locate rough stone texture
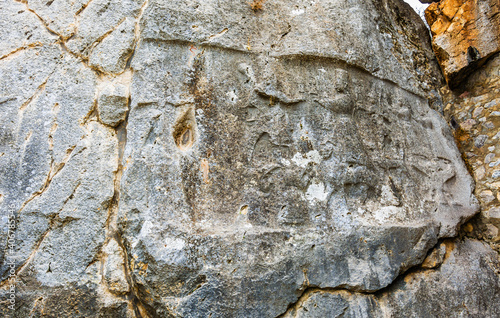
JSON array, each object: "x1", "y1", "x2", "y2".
[
  {"x1": 440, "y1": 52, "x2": 500, "y2": 253},
  {"x1": 0, "y1": 0, "x2": 498, "y2": 317},
  {"x1": 425, "y1": 0, "x2": 500, "y2": 88},
  {"x1": 282, "y1": 239, "x2": 500, "y2": 318},
  {"x1": 98, "y1": 73, "x2": 131, "y2": 127}
]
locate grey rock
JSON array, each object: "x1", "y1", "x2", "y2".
[
  {"x1": 98, "y1": 75, "x2": 131, "y2": 127},
  {"x1": 89, "y1": 17, "x2": 137, "y2": 74},
  {"x1": 0, "y1": 0, "x2": 58, "y2": 59},
  {"x1": 474, "y1": 135, "x2": 488, "y2": 148},
  {"x1": 0, "y1": 0, "x2": 494, "y2": 317},
  {"x1": 283, "y1": 239, "x2": 500, "y2": 318},
  {"x1": 26, "y1": 0, "x2": 89, "y2": 39},
  {"x1": 103, "y1": 238, "x2": 130, "y2": 295},
  {"x1": 66, "y1": 0, "x2": 144, "y2": 57},
  {"x1": 492, "y1": 170, "x2": 500, "y2": 179},
  {"x1": 485, "y1": 99, "x2": 499, "y2": 108}
]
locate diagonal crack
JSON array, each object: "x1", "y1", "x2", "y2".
[
  {"x1": 83, "y1": 17, "x2": 127, "y2": 57},
  {"x1": 0, "y1": 213, "x2": 81, "y2": 288},
  {"x1": 17, "y1": 145, "x2": 83, "y2": 215},
  {"x1": 75, "y1": 0, "x2": 94, "y2": 17},
  {"x1": 18, "y1": 74, "x2": 51, "y2": 113},
  {"x1": 24, "y1": 6, "x2": 66, "y2": 39},
  {"x1": 22, "y1": 2, "x2": 105, "y2": 76},
  {"x1": 0, "y1": 43, "x2": 45, "y2": 61}
]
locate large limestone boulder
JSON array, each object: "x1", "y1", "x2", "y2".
[{"x1": 0, "y1": 0, "x2": 496, "y2": 317}]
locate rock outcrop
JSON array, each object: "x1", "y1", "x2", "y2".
[
  {"x1": 425, "y1": 0, "x2": 500, "y2": 88},
  {"x1": 0, "y1": 0, "x2": 498, "y2": 317},
  {"x1": 282, "y1": 239, "x2": 500, "y2": 317},
  {"x1": 423, "y1": 0, "x2": 500, "y2": 249}
]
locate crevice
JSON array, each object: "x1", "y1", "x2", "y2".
[
  {"x1": 0, "y1": 226, "x2": 49, "y2": 289},
  {"x1": 24, "y1": 6, "x2": 66, "y2": 39},
  {"x1": 274, "y1": 236, "x2": 458, "y2": 318},
  {"x1": 80, "y1": 97, "x2": 99, "y2": 125},
  {"x1": 0, "y1": 210, "x2": 80, "y2": 288},
  {"x1": 97, "y1": 1, "x2": 156, "y2": 316},
  {"x1": 22, "y1": 2, "x2": 106, "y2": 78},
  {"x1": 0, "y1": 43, "x2": 45, "y2": 61},
  {"x1": 59, "y1": 40, "x2": 106, "y2": 76},
  {"x1": 83, "y1": 17, "x2": 127, "y2": 57},
  {"x1": 27, "y1": 296, "x2": 45, "y2": 317},
  {"x1": 17, "y1": 145, "x2": 80, "y2": 215},
  {"x1": 458, "y1": 212, "x2": 500, "y2": 254},
  {"x1": 205, "y1": 28, "x2": 229, "y2": 42},
  {"x1": 75, "y1": 0, "x2": 94, "y2": 17},
  {"x1": 143, "y1": 37, "x2": 258, "y2": 56},
  {"x1": 54, "y1": 181, "x2": 81, "y2": 215},
  {"x1": 18, "y1": 75, "x2": 50, "y2": 113}
]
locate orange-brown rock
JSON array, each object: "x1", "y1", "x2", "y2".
[{"x1": 425, "y1": 0, "x2": 500, "y2": 88}]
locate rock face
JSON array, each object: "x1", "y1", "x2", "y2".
[
  {"x1": 426, "y1": 0, "x2": 500, "y2": 252},
  {"x1": 0, "y1": 0, "x2": 498, "y2": 317},
  {"x1": 440, "y1": 48, "x2": 500, "y2": 253},
  {"x1": 425, "y1": 0, "x2": 500, "y2": 88},
  {"x1": 282, "y1": 238, "x2": 500, "y2": 317}
]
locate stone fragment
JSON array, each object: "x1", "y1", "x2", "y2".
[
  {"x1": 98, "y1": 80, "x2": 129, "y2": 127},
  {"x1": 102, "y1": 238, "x2": 130, "y2": 295},
  {"x1": 472, "y1": 106, "x2": 483, "y2": 118},
  {"x1": 485, "y1": 207, "x2": 500, "y2": 221},
  {"x1": 485, "y1": 99, "x2": 499, "y2": 108},
  {"x1": 475, "y1": 165, "x2": 486, "y2": 180},
  {"x1": 485, "y1": 224, "x2": 499, "y2": 239},
  {"x1": 479, "y1": 190, "x2": 495, "y2": 204},
  {"x1": 485, "y1": 153, "x2": 495, "y2": 164},
  {"x1": 490, "y1": 160, "x2": 500, "y2": 168},
  {"x1": 460, "y1": 118, "x2": 476, "y2": 131},
  {"x1": 421, "y1": 242, "x2": 446, "y2": 269},
  {"x1": 474, "y1": 135, "x2": 488, "y2": 148}
]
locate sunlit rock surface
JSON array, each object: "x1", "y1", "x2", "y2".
[{"x1": 425, "y1": 0, "x2": 500, "y2": 88}]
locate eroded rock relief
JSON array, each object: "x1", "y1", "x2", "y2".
[{"x1": 0, "y1": 0, "x2": 497, "y2": 317}]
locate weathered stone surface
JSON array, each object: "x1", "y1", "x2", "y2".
[
  {"x1": 0, "y1": 0, "x2": 57, "y2": 59},
  {"x1": 425, "y1": 0, "x2": 500, "y2": 88},
  {"x1": 281, "y1": 238, "x2": 500, "y2": 318},
  {"x1": 115, "y1": 0, "x2": 476, "y2": 316},
  {"x1": 88, "y1": 17, "x2": 137, "y2": 74},
  {"x1": 98, "y1": 73, "x2": 131, "y2": 127},
  {"x1": 0, "y1": 0, "x2": 496, "y2": 317},
  {"x1": 440, "y1": 52, "x2": 500, "y2": 252}
]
